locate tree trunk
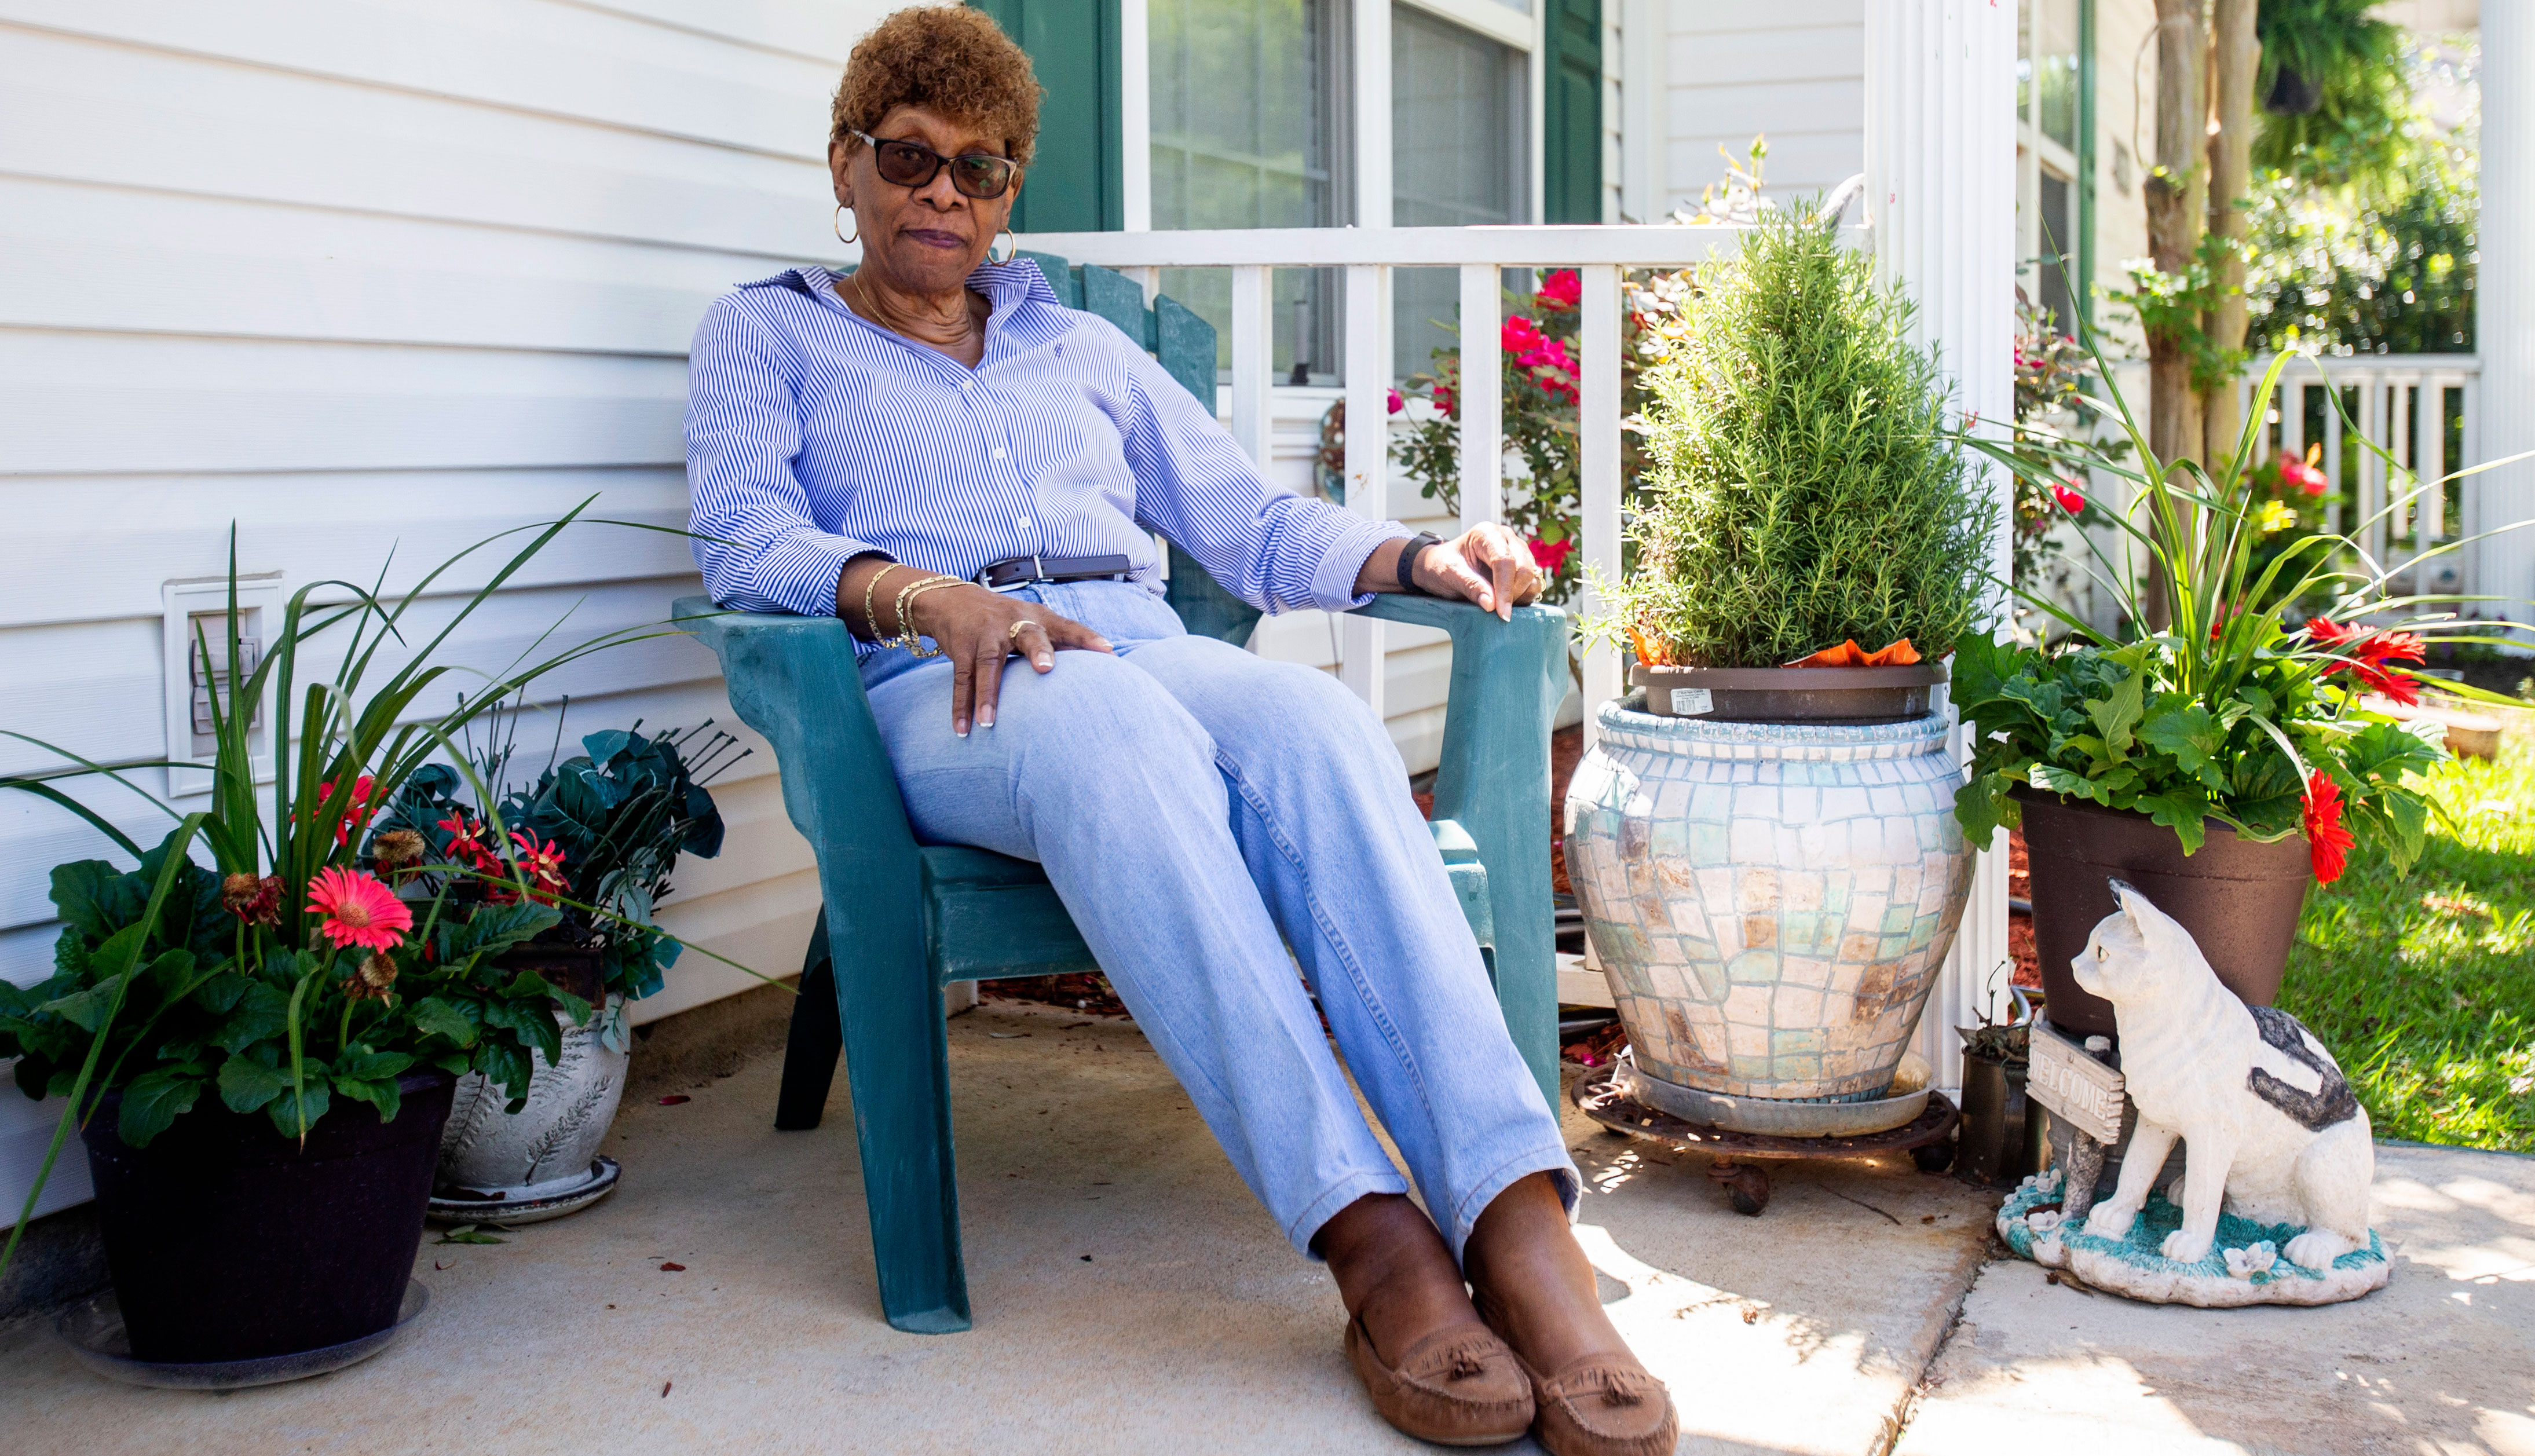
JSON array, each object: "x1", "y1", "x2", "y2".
[
  {"x1": 2204, "y1": 0, "x2": 2259, "y2": 470},
  {"x1": 2144, "y1": 0, "x2": 2208, "y2": 628}
]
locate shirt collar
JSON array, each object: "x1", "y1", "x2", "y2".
[{"x1": 742, "y1": 257, "x2": 1059, "y2": 314}]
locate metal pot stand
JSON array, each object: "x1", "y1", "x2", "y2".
[{"x1": 1572, "y1": 1053, "x2": 1959, "y2": 1215}]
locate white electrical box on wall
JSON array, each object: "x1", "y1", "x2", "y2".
[{"x1": 162, "y1": 574, "x2": 286, "y2": 797}]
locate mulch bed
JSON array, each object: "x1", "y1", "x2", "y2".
[
  {"x1": 978, "y1": 971, "x2": 1132, "y2": 1018},
  {"x1": 2007, "y1": 828, "x2": 2040, "y2": 988}
]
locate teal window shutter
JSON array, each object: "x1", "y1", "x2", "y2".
[
  {"x1": 970, "y1": 0, "x2": 1125, "y2": 232},
  {"x1": 1542, "y1": 0, "x2": 1601, "y2": 224}
]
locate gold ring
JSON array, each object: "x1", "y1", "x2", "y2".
[{"x1": 1007, "y1": 619, "x2": 1036, "y2": 643}]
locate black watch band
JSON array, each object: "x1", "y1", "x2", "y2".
[{"x1": 1396, "y1": 532, "x2": 1444, "y2": 595}]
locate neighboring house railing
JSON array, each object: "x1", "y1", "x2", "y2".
[
  {"x1": 2242, "y1": 353, "x2": 2485, "y2": 606},
  {"x1": 1014, "y1": 225, "x2": 1758, "y2": 738}
]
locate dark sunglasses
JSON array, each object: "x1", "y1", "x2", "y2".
[{"x1": 848, "y1": 130, "x2": 1018, "y2": 200}]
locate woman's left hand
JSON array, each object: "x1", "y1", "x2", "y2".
[{"x1": 1390, "y1": 524, "x2": 1545, "y2": 621}]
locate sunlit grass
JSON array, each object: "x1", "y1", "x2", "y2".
[{"x1": 2277, "y1": 718, "x2": 2535, "y2": 1153}]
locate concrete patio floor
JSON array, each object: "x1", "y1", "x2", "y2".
[{"x1": 2, "y1": 1000, "x2": 2529, "y2": 1455}]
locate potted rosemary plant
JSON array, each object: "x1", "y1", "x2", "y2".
[
  {"x1": 1564, "y1": 206, "x2": 1995, "y2": 1131},
  {"x1": 0, "y1": 515, "x2": 663, "y2": 1373}
]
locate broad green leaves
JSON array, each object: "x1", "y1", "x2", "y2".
[
  {"x1": 218, "y1": 1053, "x2": 288, "y2": 1115},
  {"x1": 117, "y1": 1068, "x2": 203, "y2": 1147},
  {"x1": 1951, "y1": 626, "x2": 2443, "y2": 872}
]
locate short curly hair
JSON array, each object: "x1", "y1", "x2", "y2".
[{"x1": 832, "y1": 6, "x2": 1042, "y2": 168}]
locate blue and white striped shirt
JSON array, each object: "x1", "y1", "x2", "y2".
[{"x1": 685, "y1": 259, "x2": 1407, "y2": 642}]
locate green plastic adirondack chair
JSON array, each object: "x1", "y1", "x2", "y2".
[{"x1": 675, "y1": 257, "x2": 1568, "y2": 1334}]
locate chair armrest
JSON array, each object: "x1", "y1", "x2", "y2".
[
  {"x1": 1348, "y1": 594, "x2": 1568, "y2": 1110},
  {"x1": 674, "y1": 595, "x2": 928, "y2": 976}
]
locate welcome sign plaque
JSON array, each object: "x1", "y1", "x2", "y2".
[{"x1": 2025, "y1": 1019, "x2": 2126, "y2": 1144}]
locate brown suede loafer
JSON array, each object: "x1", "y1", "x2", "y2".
[
  {"x1": 1344, "y1": 1314, "x2": 1535, "y2": 1446},
  {"x1": 1515, "y1": 1349, "x2": 1678, "y2": 1456}
]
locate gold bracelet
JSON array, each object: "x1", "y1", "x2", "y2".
[
  {"x1": 858, "y1": 562, "x2": 900, "y2": 642},
  {"x1": 898, "y1": 579, "x2": 964, "y2": 657},
  {"x1": 891, "y1": 576, "x2": 963, "y2": 657}
]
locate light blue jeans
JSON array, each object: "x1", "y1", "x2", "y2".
[{"x1": 861, "y1": 581, "x2": 1577, "y2": 1259}]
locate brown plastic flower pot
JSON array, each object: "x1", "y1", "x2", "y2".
[
  {"x1": 79, "y1": 1070, "x2": 455, "y2": 1364},
  {"x1": 2014, "y1": 789, "x2": 2313, "y2": 1038},
  {"x1": 496, "y1": 941, "x2": 607, "y2": 1005},
  {"x1": 1631, "y1": 663, "x2": 1945, "y2": 725}
]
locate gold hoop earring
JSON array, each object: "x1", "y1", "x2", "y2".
[
  {"x1": 834, "y1": 204, "x2": 858, "y2": 247},
  {"x1": 989, "y1": 226, "x2": 1017, "y2": 265}
]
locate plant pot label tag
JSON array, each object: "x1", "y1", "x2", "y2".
[{"x1": 1669, "y1": 687, "x2": 1714, "y2": 717}]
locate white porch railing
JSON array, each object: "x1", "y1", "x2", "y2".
[
  {"x1": 2241, "y1": 353, "x2": 2485, "y2": 602},
  {"x1": 1016, "y1": 225, "x2": 1762, "y2": 740}
]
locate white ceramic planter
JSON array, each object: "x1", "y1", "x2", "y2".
[
  {"x1": 1565, "y1": 695, "x2": 1973, "y2": 1103},
  {"x1": 436, "y1": 998, "x2": 630, "y2": 1200}
]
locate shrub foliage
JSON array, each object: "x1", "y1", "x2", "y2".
[{"x1": 1608, "y1": 208, "x2": 1996, "y2": 668}]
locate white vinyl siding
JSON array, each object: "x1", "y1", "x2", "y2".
[
  {"x1": 1663, "y1": 1, "x2": 1864, "y2": 210},
  {"x1": 0, "y1": 0, "x2": 905, "y2": 1226}
]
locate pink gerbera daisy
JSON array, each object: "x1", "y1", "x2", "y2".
[{"x1": 306, "y1": 866, "x2": 413, "y2": 952}]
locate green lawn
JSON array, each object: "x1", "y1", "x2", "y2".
[{"x1": 2277, "y1": 718, "x2": 2535, "y2": 1153}]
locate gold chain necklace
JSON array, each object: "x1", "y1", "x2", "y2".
[{"x1": 844, "y1": 268, "x2": 976, "y2": 354}]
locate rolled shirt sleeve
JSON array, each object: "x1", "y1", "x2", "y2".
[
  {"x1": 684, "y1": 297, "x2": 885, "y2": 617},
  {"x1": 1111, "y1": 338, "x2": 1410, "y2": 614}
]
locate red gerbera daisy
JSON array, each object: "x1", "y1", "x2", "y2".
[
  {"x1": 2302, "y1": 771, "x2": 2356, "y2": 886},
  {"x1": 306, "y1": 866, "x2": 414, "y2": 952},
  {"x1": 316, "y1": 774, "x2": 386, "y2": 847},
  {"x1": 509, "y1": 830, "x2": 570, "y2": 905},
  {"x1": 2306, "y1": 618, "x2": 2427, "y2": 706}
]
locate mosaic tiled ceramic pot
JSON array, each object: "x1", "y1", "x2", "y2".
[{"x1": 1565, "y1": 693, "x2": 1974, "y2": 1103}]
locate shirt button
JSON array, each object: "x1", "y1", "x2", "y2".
[
  {"x1": 960, "y1": 380, "x2": 975, "y2": 392},
  {"x1": 991, "y1": 447, "x2": 1007, "y2": 460},
  {"x1": 1017, "y1": 516, "x2": 1033, "y2": 532}
]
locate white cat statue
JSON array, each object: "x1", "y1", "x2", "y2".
[{"x1": 2017, "y1": 879, "x2": 2387, "y2": 1305}]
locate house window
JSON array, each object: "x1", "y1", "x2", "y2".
[
  {"x1": 1150, "y1": 0, "x2": 1342, "y2": 378},
  {"x1": 1148, "y1": 0, "x2": 1532, "y2": 383},
  {"x1": 2017, "y1": 0, "x2": 2082, "y2": 337},
  {"x1": 1392, "y1": 4, "x2": 1526, "y2": 376}
]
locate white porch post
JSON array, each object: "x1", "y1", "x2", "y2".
[
  {"x1": 1578, "y1": 266, "x2": 1625, "y2": 748},
  {"x1": 1866, "y1": 1, "x2": 2018, "y2": 1084},
  {"x1": 2482, "y1": 3, "x2": 2535, "y2": 641},
  {"x1": 1339, "y1": 0, "x2": 1394, "y2": 707}
]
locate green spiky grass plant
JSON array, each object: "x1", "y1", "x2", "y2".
[
  {"x1": 0, "y1": 506, "x2": 745, "y2": 1278},
  {"x1": 1593, "y1": 205, "x2": 1998, "y2": 667},
  {"x1": 1950, "y1": 346, "x2": 2534, "y2": 885}
]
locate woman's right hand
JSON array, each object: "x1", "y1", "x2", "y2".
[{"x1": 906, "y1": 581, "x2": 1113, "y2": 736}]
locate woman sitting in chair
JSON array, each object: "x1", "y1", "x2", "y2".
[{"x1": 686, "y1": 9, "x2": 1671, "y2": 1453}]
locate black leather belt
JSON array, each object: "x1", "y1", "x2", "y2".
[{"x1": 972, "y1": 554, "x2": 1134, "y2": 590}]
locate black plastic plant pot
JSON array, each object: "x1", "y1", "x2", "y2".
[
  {"x1": 1956, "y1": 1053, "x2": 2013, "y2": 1184},
  {"x1": 78, "y1": 1070, "x2": 456, "y2": 1364},
  {"x1": 1631, "y1": 663, "x2": 1945, "y2": 725}
]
